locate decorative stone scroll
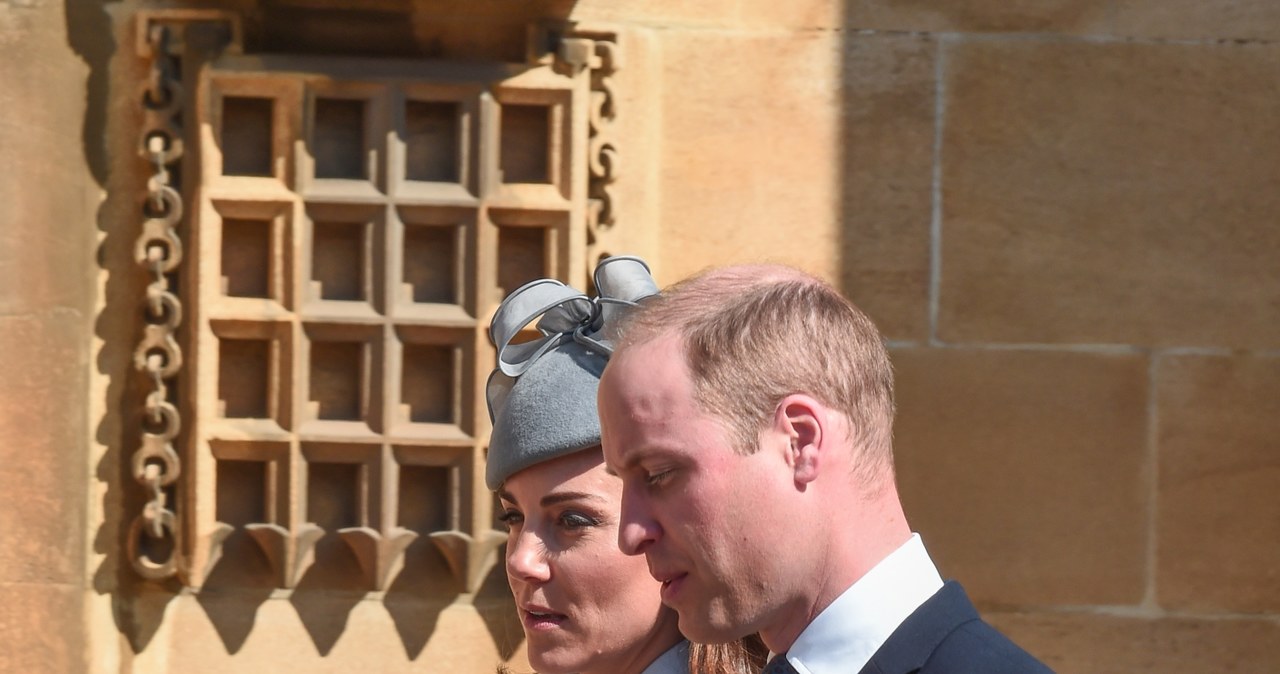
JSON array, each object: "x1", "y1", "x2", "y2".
[{"x1": 535, "y1": 22, "x2": 623, "y2": 287}]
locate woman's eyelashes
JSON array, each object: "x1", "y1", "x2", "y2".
[
  {"x1": 557, "y1": 511, "x2": 601, "y2": 531},
  {"x1": 497, "y1": 507, "x2": 523, "y2": 530},
  {"x1": 497, "y1": 505, "x2": 603, "y2": 534}
]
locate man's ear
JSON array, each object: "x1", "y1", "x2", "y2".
[{"x1": 775, "y1": 394, "x2": 824, "y2": 485}]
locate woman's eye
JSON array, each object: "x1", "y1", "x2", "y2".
[
  {"x1": 497, "y1": 509, "x2": 523, "y2": 530},
  {"x1": 558, "y1": 512, "x2": 599, "y2": 530}
]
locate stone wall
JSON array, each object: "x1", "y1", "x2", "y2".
[
  {"x1": 0, "y1": 1, "x2": 100, "y2": 672},
  {"x1": 0, "y1": 1, "x2": 1276, "y2": 672},
  {"x1": 634, "y1": 2, "x2": 1280, "y2": 673}
]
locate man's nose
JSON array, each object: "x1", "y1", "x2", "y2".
[{"x1": 617, "y1": 489, "x2": 661, "y2": 556}]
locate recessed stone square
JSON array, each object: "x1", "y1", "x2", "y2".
[
  {"x1": 219, "y1": 338, "x2": 271, "y2": 419},
  {"x1": 307, "y1": 461, "x2": 362, "y2": 529},
  {"x1": 402, "y1": 343, "x2": 455, "y2": 424},
  {"x1": 497, "y1": 226, "x2": 546, "y2": 298},
  {"x1": 309, "y1": 340, "x2": 365, "y2": 421},
  {"x1": 216, "y1": 459, "x2": 268, "y2": 525},
  {"x1": 312, "y1": 220, "x2": 369, "y2": 302},
  {"x1": 500, "y1": 104, "x2": 550, "y2": 184},
  {"x1": 222, "y1": 218, "x2": 273, "y2": 299},
  {"x1": 314, "y1": 98, "x2": 367, "y2": 180},
  {"x1": 221, "y1": 96, "x2": 273, "y2": 177},
  {"x1": 398, "y1": 464, "x2": 450, "y2": 532},
  {"x1": 405, "y1": 100, "x2": 460, "y2": 183},
  {"x1": 403, "y1": 224, "x2": 457, "y2": 304}
]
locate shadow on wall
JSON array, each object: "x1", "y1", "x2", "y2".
[{"x1": 67, "y1": 0, "x2": 177, "y2": 655}]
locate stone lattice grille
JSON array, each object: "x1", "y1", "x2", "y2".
[{"x1": 185, "y1": 54, "x2": 590, "y2": 591}]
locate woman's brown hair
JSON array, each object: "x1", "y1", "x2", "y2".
[
  {"x1": 497, "y1": 634, "x2": 768, "y2": 674},
  {"x1": 689, "y1": 635, "x2": 769, "y2": 674}
]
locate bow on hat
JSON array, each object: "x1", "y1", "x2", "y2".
[{"x1": 486, "y1": 255, "x2": 659, "y2": 422}]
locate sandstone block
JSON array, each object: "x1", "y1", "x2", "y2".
[
  {"x1": 839, "y1": 34, "x2": 936, "y2": 340},
  {"x1": 570, "y1": 0, "x2": 742, "y2": 27},
  {"x1": 657, "y1": 30, "x2": 844, "y2": 284},
  {"x1": 1156, "y1": 354, "x2": 1280, "y2": 612},
  {"x1": 736, "y1": 0, "x2": 844, "y2": 29},
  {"x1": 0, "y1": 313, "x2": 87, "y2": 585},
  {"x1": 847, "y1": 0, "x2": 1112, "y2": 34},
  {"x1": 0, "y1": 4, "x2": 97, "y2": 316},
  {"x1": 991, "y1": 611, "x2": 1280, "y2": 673},
  {"x1": 893, "y1": 348, "x2": 1148, "y2": 606},
  {"x1": 0, "y1": 582, "x2": 82, "y2": 674},
  {"x1": 1115, "y1": 1, "x2": 1280, "y2": 41},
  {"x1": 939, "y1": 40, "x2": 1280, "y2": 348}
]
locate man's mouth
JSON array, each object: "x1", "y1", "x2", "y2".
[{"x1": 654, "y1": 572, "x2": 688, "y2": 603}]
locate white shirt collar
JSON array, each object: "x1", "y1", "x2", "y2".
[
  {"x1": 640, "y1": 639, "x2": 689, "y2": 674},
  {"x1": 782, "y1": 533, "x2": 943, "y2": 674}
]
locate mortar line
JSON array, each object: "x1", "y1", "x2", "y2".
[
  {"x1": 888, "y1": 340, "x2": 1143, "y2": 354},
  {"x1": 1141, "y1": 351, "x2": 1162, "y2": 610},
  {"x1": 625, "y1": 21, "x2": 1280, "y2": 48},
  {"x1": 887, "y1": 342, "x2": 1280, "y2": 357},
  {"x1": 989, "y1": 602, "x2": 1280, "y2": 623},
  {"x1": 927, "y1": 35, "x2": 948, "y2": 347}
]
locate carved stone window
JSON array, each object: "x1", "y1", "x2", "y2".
[{"x1": 181, "y1": 45, "x2": 604, "y2": 592}]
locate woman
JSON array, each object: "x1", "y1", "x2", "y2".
[{"x1": 486, "y1": 257, "x2": 764, "y2": 674}]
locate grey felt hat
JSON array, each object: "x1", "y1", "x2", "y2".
[{"x1": 485, "y1": 256, "x2": 659, "y2": 490}]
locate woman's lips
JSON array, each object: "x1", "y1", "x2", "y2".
[{"x1": 521, "y1": 607, "x2": 568, "y2": 631}]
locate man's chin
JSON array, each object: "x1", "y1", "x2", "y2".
[{"x1": 675, "y1": 611, "x2": 744, "y2": 646}]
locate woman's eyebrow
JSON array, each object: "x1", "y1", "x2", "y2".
[{"x1": 540, "y1": 491, "x2": 606, "y2": 508}]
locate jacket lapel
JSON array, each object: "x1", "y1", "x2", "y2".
[{"x1": 857, "y1": 581, "x2": 979, "y2": 674}]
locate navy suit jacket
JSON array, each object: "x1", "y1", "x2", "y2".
[{"x1": 858, "y1": 581, "x2": 1053, "y2": 674}]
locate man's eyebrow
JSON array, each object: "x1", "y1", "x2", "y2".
[
  {"x1": 497, "y1": 489, "x2": 516, "y2": 504},
  {"x1": 604, "y1": 451, "x2": 647, "y2": 477}
]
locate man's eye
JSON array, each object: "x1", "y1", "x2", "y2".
[
  {"x1": 497, "y1": 509, "x2": 523, "y2": 530},
  {"x1": 646, "y1": 469, "x2": 672, "y2": 487}
]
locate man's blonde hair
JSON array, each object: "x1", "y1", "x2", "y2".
[{"x1": 614, "y1": 264, "x2": 896, "y2": 480}]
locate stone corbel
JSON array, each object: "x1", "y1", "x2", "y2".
[
  {"x1": 245, "y1": 522, "x2": 325, "y2": 589},
  {"x1": 338, "y1": 526, "x2": 419, "y2": 591},
  {"x1": 181, "y1": 522, "x2": 234, "y2": 587},
  {"x1": 428, "y1": 529, "x2": 508, "y2": 594}
]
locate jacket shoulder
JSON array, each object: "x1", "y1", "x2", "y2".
[{"x1": 920, "y1": 619, "x2": 1054, "y2": 673}]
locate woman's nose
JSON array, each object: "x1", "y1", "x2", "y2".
[{"x1": 506, "y1": 529, "x2": 551, "y2": 584}]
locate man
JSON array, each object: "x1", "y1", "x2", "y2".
[{"x1": 597, "y1": 264, "x2": 1051, "y2": 673}]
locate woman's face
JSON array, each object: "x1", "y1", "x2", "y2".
[{"x1": 498, "y1": 447, "x2": 681, "y2": 674}]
